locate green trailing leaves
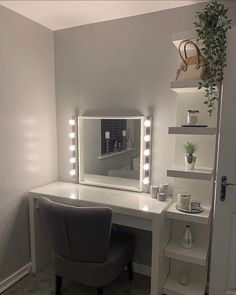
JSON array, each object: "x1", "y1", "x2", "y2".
[{"x1": 194, "y1": 0, "x2": 231, "y2": 116}]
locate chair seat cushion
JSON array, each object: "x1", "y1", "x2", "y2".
[{"x1": 53, "y1": 230, "x2": 134, "y2": 287}]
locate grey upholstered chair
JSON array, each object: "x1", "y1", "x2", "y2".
[{"x1": 38, "y1": 198, "x2": 134, "y2": 295}]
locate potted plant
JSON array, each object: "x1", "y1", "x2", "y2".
[{"x1": 184, "y1": 142, "x2": 198, "y2": 170}]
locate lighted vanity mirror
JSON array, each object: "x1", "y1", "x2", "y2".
[{"x1": 78, "y1": 116, "x2": 145, "y2": 192}]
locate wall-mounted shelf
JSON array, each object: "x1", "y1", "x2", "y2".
[
  {"x1": 98, "y1": 147, "x2": 135, "y2": 159},
  {"x1": 171, "y1": 80, "x2": 203, "y2": 93},
  {"x1": 167, "y1": 30, "x2": 213, "y2": 295},
  {"x1": 167, "y1": 166, "x2": 213, "y2": 181},
  {"x1": 165, "y1": 239, "x2": 208, "y2": 266},
  {"x1": 172, "y1": 31, "x2": 204, "y2": 51},
  {"x1": 163, "y1": 271, "x2": 206, "y2": 295},
  {"x1": 168, "y1": 127, "x2": 217, "y2": 135},
  {"x1": 166, "y1": 202, "x2": 211, "y2": 225}
]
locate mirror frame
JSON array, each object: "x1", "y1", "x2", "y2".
[{"x1": 68, "y1": 115, "x2": 152, "y2": 192}]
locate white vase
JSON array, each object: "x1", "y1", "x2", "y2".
[
  {"x1": 185, "y1": 155, "x2": 196, "y2": 170},
  {"x1": 180, "y1": 225, "x2": 195, "y2": 249}
]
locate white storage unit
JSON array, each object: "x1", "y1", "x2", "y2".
[{"x1": 163, "y1": 31, "x2": 219, "y2": 295}]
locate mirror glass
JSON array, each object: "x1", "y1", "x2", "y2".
[{"x1": 78, "y1": 117, "x2": 144, "y2": 191}]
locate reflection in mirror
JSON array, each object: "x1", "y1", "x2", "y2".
[{"x1": 79, "y1": 117, "x2": 144, "y2": 191}]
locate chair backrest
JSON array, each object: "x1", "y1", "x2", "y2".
[{"x1": 38, "y1": 197, "x2": 112, "y2": 263}]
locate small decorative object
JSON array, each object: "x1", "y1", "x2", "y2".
[
  {"x1": 194, "y1": 0, "x2": 231, "y2": 116},
  {"x1": 118, "y1": 141, "x2": 122, "y2": 152},
  {"x1": 187, "y1": 110, "x2": 199, "y2": 125},
  {"x1": 184, "y1": 142, "x2": 198, "y2": 170},
  {"x1": 151, "y1": 186, "x2": 159, "y2": 199},
  {"x1": 178, "y1": 270, "x2": 190, "y2": 286},
  {"x1": 158, "y1": 193, "x2": 167, "y2": 202},
  {"x1": 113, "y1": 140, "x2": 118, "y2": 152},
  {"x1": 105, "y1": 131, "x2": 110, "y2": 153},
  {"x1": 180, "y1": 225, "x2": 195, "y2": 249},
  {"x1": 122, "y1": 130, "x2": 127, "y2": 150},
  {"x1": 191, "y1": 200, "x2": 201, "y2": 211},
  {"x1": 177, "y1": 193, "x2": 191, "y2": 211},
  {"x1": 160, "y1": 183, "x2": 168, "y2": 195},
  {"x1": 175, "y1": 39, "x2": 205, "y2": 82}
]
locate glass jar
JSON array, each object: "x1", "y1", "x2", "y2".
[
  {"x1": 187, "y1": 110, "x2": 199, "y2": 125},
  {"x1": 177, "y1": 193, "x2": 191, "y2": 211}
]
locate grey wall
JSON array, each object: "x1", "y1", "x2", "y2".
[
  {"x1": 0, "y1": 5, "x2": 57, "y2": 283},
  {"x1": 1, "y1": 0, "x2": 235, "y2": 280},
  {"x1": 55, "y1": 1, "x2": 236, "y2": 186},
  {"x1": 54, "y1": 2, "x2": 206, "y2": 267},
  {"x1": 54, "y1": 1, "x2": 236, "y2": 267},
  {"x1": 55, "y1": 3, "x2": 205, "y2": 186}
]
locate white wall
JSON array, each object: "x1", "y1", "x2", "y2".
[
  {"x1": 0, "y1": 5, "x2": 57, "y2": 283},
  {"x1": 54, "y1": 2, "x2": 207, "y2": 267},
  {"x1": 54, "y1": 2, "x2": 208, "y2": 186}
]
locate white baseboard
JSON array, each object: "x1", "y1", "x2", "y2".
[
  {"x1": 133, "y1": 262, "x2": 151, "y2": 277},
  {"x1": 0, "y1": 263, "x2": 31, "y2": 294}
]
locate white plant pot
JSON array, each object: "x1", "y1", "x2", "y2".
[{"x1": 185, "y1": 155, "x2": 196, "y2": 170}]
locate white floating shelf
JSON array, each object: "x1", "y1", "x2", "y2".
[
  {"x1": 167, "y1": 166, "x2": 213, "y2": 181},
  {"x1": 163, "y1": 271, "x2": 206, "y2": 295},
  {"x1": 168, "y1": 127, "x2": 217, "y2": 135},
  {"x1": 98, "y1": 147, "x2": 135, "y2": 160},
  {"x1": 171, "y1": 80, "x2": 204, "y2": 93},
  {"x1": 166, "y1": 202, "x2": 211, "y2": 225},
  {"x1": 165, "y1": 239, "x2": 208, "y2": 266},
  {"x1": 172, "y1": 31, "x2": 204, "y2": 50}
]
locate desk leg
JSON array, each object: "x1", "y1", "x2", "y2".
[
  {"x1": 151, "y1": 219, "x2": 160, "y2": 295},
  {"x1": 29, "y1": 197, "x2": 51, "y2": 273},
  {"x1": 29, "y1": 197, "x2": 36, "y2": 272}
]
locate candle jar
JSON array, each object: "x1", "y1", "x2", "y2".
[
  {"x1": 158, "y1": 193, "x2": 167, "y2": 202},
  {"x1": 105, "y1": 131, "x2": 110, "y2": 153},
  {"x1": 150, "y1": 186, "x2": 159, "y2": 199},
  {"x1": 177, "y1": 193, "x2": 191, "y2": 211},
  {"x1": 187, "y1": 110, "x2": 199, "y2": 125}
]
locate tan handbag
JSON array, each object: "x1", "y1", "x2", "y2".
[{"x1": 176, "y1": 40, "x2": 205, "y2": 81}]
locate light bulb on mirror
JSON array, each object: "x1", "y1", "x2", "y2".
[
  {"x1": 143, "y1": 177, "x2": 150, "y2": 185},
  {"x1": 144, "y1": 120, "x2": 151, "y2": 127},
  {"x1": 69, "y1": 145, "x2": 76, "y2": 151},
  {"x1": 70, "y1": 169, "x2": 76, "y2": 176},
  {"x1": 144, "y1": 149, "x2": 150, "y2": 156},
  {"x1": 144, "y1": 135, "x2": 150, "y2": 142},
  {"x1": 70, "y1": 157, "x2": 76, "y2": 164},
  {"x1": 69, "y1": 132, "x2": 76, "y2": 139},
  {"x1": 69, "y1": 119, "x2": 75, "y2": 126},
  {"x1": 143, "y1": 163, "x2": 150, "y2": 171}
]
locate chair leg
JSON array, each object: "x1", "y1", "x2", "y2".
[
  {"x1": 55, "y1": 275, "x2": 63, "y2": 295},
  {"x1": 127, "y1": 261, "x2": 133, "y2": 281},
  {"x1": 97, "y1": 287, "x2": 103, "y2": 295}
]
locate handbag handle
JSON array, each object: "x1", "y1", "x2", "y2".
[{"x1": 178, "y1": 39, "x2": 202, "y2": 71}]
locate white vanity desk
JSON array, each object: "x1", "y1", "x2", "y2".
[{"x1": 29, "y1": 181, "x2": 171, "y2": 295}]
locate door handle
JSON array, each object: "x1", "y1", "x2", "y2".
[{"x1": 221, "y1": 175, "x2": 236, "y2": 201}]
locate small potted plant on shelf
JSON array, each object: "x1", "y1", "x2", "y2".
[{"x1": 184, "y1": 142, "x2": 198, "y2": 170}]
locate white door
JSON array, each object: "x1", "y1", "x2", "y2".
[{"x1": 210, "y1": 27, "x2": 236, "y2": 295}]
